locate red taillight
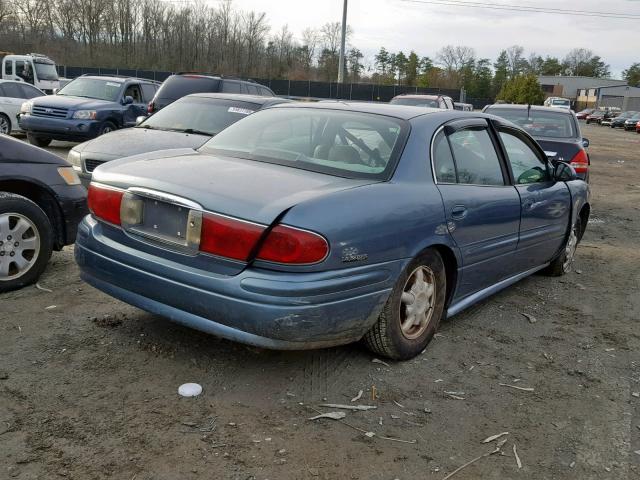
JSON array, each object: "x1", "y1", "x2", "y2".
[
  {"x1": 199, "y1": 213, "x2": 265, "y2": 261},
  {"x1": 570, "y1": 149, "x2": 589, "y2": 174},
  {"x1": 257, "y1": 225, "x2": 329, "y2": 264},
  {"x1": 147, "y1": 102, "x2": 155, "y2": 114},
  {"x1": 88, "y1": 183, "x2": 123, "y2": 225}
]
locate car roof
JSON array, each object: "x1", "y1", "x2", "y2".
[
  {"x1": 78, "y1": 75, "x2": 158, "y2": 84},
  {"x1": 485, "y1": 104, "x2": 574, "y2": 114},
  {"x1": 270, "y1": 101, "x2": 466, "y2": 120},
  {"x1": 393, "y1": 94, "x2": 443, "y2": 100},
  {"x1": 185, "y1": 92, "x2": 288, "y2": 105}
]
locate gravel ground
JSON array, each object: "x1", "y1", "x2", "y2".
[{"x1": 1, "y1": 124, "x2": 640, "y2": 480}]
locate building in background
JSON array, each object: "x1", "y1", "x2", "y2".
[
  {"x1": 537, "y1": 76, "x2": 626, "y2": 106},
  {"x1": 576, "y1": 85, "x2": 640, "y2": 111}
]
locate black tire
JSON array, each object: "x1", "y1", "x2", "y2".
[
  {"x1": 0, "y1": 193, "x2": 54, "y2": 293},
  {"x1": 26, "y1": 133, "x2": 52, "y2": 148},
  {"x1": 98, "y1": 121, "x2": 116, "y2": 136},
  {"x1": 544, "y1": 217, "x2": 582, "y2": 277},
  {"x1": 0, "y1": 113, "x2": 11, "y2": 134},
  {"x1": 364, "y1": 249, "x2": 447, "y2": 360}
]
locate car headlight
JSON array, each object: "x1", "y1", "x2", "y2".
[
  {"x1": 20, "y1": 101, "x2": 33, "y2": 114},
  {"x1": 73, "y1": 110, "x2": 97, "y2": 120},
  {"x1": 57, "y1": 167, "x2": 81, "y2": 186},
  {"x1": 67, "y1": 149, "x2": 82, "y2": 170}
]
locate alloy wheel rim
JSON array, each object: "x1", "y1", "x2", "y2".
[
  {"x1": 0, "y1": 117, "x2": 9, "y2": 134},
  {"x1": 399, "y1": 266, "x2": 436, "y2": 340},
  {"x1": 0, "y1": 213, "x2": 40, "y2": 281},
  {"x1": 563, "y1": 226, "x2": 578, "y2": 272}
]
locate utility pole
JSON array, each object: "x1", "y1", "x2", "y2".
[{"x1": 337, "y1": 0, "x2": 348, "y2": 83}]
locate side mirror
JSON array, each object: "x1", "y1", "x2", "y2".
[
  {"x1": 582, "y1": 137, "x2": 590, "y2": 148},
  {"x1": 135, "y1": 116, "x2": 146, "y2": 126},
  {"x1": 123, "y1": 96, "x2": 134, "y2": 105},
  {"x1": 553, "y1": 161, "x2": 578, "y2": 182},
  {"x1": 52, "y1": 88, "x2": 59, "y2": 95}
]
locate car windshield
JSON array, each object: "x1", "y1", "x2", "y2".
[
  {"x1": 488, "y1": 108, "x2": 576, "y2": 138},
  {"x1": 139, "y1": 97, "x2": 259, "y2": 136},
  {"x1": 551, "y1": 99, "x2": 570, "y2": 106},
  {"x1": 390, "y1": 97, "x2": 439, "y2": 108},
  {"x1": 34, "y1": 61, "x2": 58, "y2": 81},
  {"x1": 619, "y1": 111, "x2": 636, "y2": 118},
  {"x1": 199, "y1": 108, "x2": 408, "y2": 180},
  {"x1": 57, "y1": 78, "x2": 122, "y2": 102}
]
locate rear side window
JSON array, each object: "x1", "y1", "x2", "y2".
[
  {"x1": 246, "y1": 84, "x2": 259, "y2": 95},
  {"x1": 0, "y1": 85, "x2": 5, "y2": 97},
  {"x1": 259, "y1": 86, "x2": 273, "y2": 97},
  {"x1": 432, "y1": 131, "x2": 457, "y2": 183},
  {"x1": 19, "y1": 84, "x2": 42, "y2": 99},
  {"x1": 155, "y1": 75, "x2": 220, "y2": 101},
  {"x1": 445, "y1": 128, "x2": 505, "y2": 186},
  {"x1": 1, "y1": 82, "x2": 22, "y2": 98},
  {"x1": 221, "y1": 81, "x2": 241, "y2": 93}
]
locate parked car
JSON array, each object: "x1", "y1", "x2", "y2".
[
  {"x1": 0, "y1": 134, "x2": 87, "y2": 292},
  {"x1": 148, "y1": 73, "x2": 275, "y2": 114},
  {"x1": 0, "y1": 79, "x2": 44, "y2": 134},
  {"x1": 453, "y1": 102, "x2": 473, "y2": 111},
  {"x1": 483, "y1": 104, "x2": 590, "y2": 181},
  {"x1": 600, "y1": 112, "x2": 618, "y2": 127},
  {"x1": 610, "y1": 111, "x2": 637, "y2": 128},
  {"x1": 74, "y1": 103, "x2": 589, "y2": 360},
  {"x1": 390, "y1": 94, "x2": 454, "y2": 109},
  {"x1": 575, "y1": 108, "x2": 594, "y2": 120},
  {"x1": 543, "y1": 97, "x2": 571, "y2": 110},
  {"x1": 624, "y1": 113, "x2": 640, "y2": 131},
  {"x1": 17, "y1": 75, "x2": 160, "y2": 147},
  {"x1": 67, "y1": 93, "x2": 291, "y2": 184},
  {"x1": 585, "y1": 111, "x2": 606, "y2": 124}
]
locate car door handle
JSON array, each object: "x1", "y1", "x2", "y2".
[{"x1": 451, "y1": 205, "x2": 468, "y2": 220}]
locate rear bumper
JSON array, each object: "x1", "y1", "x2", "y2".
[
  {"x1": 75, "y1": 216, "x2": 403, "y2": 349},
  {"x1": 18, "y1": 114, "x2": 103, "y2": 141}
]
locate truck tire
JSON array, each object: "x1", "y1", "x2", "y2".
[
  {"x1": 0, "y1": 193, "x2": 54, "y2": 292},
  {"x1": 26, "y1": 133, "x2": 52, "y2": 148}
]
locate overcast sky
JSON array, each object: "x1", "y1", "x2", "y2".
[{"x1": 214, "y1": 0, "x2": 638, "y2": 77}]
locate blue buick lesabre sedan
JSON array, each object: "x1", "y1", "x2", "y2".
[{"x1": 74, "y1": 103, "x2": 590, "y2": 360}]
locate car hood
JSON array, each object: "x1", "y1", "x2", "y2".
[
  {"x1": 75, "y1": 128, "x2": 210, "y2": 161},
  {"x1": 32, "y1": 95, "x2": 115, "y2": 110},
  {"x1": 0, "y1": 134, "x2": 68, "y2": 165},
  {"x1": 92, "y1": 150, "x2": 374, "y2": 225}
]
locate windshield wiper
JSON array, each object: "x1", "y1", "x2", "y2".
[{"x1": 165, "y1": 127, "x2": 213, "y2": 136}]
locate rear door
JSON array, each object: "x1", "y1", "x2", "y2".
[
  {"x1": 494, "y1": 125, "x2": 571, "y2": 268},
  {"x1": 432, "y1": 118, "x2": 522, "y2": 298}
]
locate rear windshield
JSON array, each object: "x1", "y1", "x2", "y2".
[
  {"x1": 155, "y1": 75, "x2": 220, "y2": 100},
  {"x1": 391, "y1": 97, "x2": 439, "y2": 108},
  {"x1": 487, "y1": 108, "x2": 577, "y2": 139},
  {"x1": 57, "y1": 78, "x2": 121, "y2": 102},
  {"x1": 199, "y1": 108, "x2": 409, "y2": 180},
  {"x1": 139, "y1": 97, "x2": 259, "y2": 136},
  {"x1": 551, "y1": 99, "x2": 570, "y2": 106}
]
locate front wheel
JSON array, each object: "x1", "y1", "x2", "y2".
[
  {"x1": 26, "y1": 133, "x2": 52, "y2": 148},
  {"x1": 364, "y1": 250, "x2": 447, "y2": 360},
  {"x1": 98, "y1": 121, "x2": 116, "y2": 136},
  {"x1": 0, "y1": 193, "x2": 54, "y2": 292},
  {"x1": 544, "y1": 218, "x2": 582, "y2": 277}
]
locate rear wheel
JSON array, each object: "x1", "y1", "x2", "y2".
[
  {"x1": 26, "y1": 133, "x2": 52, "y2": 148},
  {"x1": 0, "y1": 113, "x2": 11, "y2": 134},
  {"x1": 544, "y1": 218, "x2": 582, "y2": 277},
  {"x1": 0, "y1": 193, "x2": 54, "y2": 292},
  {"x1": 364, "y1": 250, "x2": 447, "y2": 360}
]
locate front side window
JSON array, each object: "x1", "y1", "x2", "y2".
[
  {"x1": 4, "y1": 61, "x2": 11, "y2": 76},
  {"x1": 498, "y1": 130, "x2": 550, "y2": 184},
  {"x1": 1, "y1": 82, "x2": 22, "y2": 99},
  {"x1": 57, "y1": 78, "x2": 122, "y2": 102},
  {"x1": 200, "y1": 108, "x2": 408, "y2": 180},
  {"x1": 448, "y1": 128, "x2": 504, "y2": 186},
  {"x1": 124, "y1": 84, "x2": 143, "y2": 103}
]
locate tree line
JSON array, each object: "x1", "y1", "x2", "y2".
[{"x1": 1, "y1": 0, "x2": 637, "y2": 99}]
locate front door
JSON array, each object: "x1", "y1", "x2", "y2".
[
  {"x1": 432, "y1": 120, "x2": 522, "y2": 299},
  {"x1": 122, "y1": 83, "x2": 147, "y2": 127},
  {"x1": 495, "y1": 126, "x2": 571, "y2": 268}
]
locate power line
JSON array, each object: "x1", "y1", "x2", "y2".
[{"x1": 399, "y1": 0, "x2": 640, "y2": 20}]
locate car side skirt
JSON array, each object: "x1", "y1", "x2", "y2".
[{"x1": 447, "y1": 263, "x2": 550, "y2": 318}]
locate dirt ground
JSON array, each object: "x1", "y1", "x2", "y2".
[{"x1": 1, "y1": 124, "x2": 640, "y2": 480}]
